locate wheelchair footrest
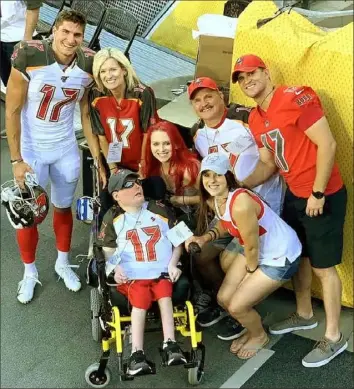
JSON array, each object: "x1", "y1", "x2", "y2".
[
  {"x1": 159, "y1": 347, "x2": 188, "y2": 367},
  {"x1": 122, "y1": 360, "x2": 156, "y2": 380}
]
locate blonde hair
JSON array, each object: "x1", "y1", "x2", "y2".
[{"x1": 92, "y1": 48, "x2": 140, "y2": 93}]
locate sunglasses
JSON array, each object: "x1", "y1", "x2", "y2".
[{"x1": 122, "y1": 179, "x2": 142, "y2": 189}]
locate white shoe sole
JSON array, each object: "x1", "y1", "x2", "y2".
[
  {"x1": 269, "y1": 322, "x2": 318, "y2": 335},
  {"x1": 302, "y1": 341, "x2": 348, "y2": 367},
  {"x1": 17, "y1": 296, "x2": 33, "y2": 304},
  {"x1": 217, "y1": 327, "x2": 248, "y2": 341},
  {"x1": 55, "y1": 269, "x2": 81, "y2": 292}
]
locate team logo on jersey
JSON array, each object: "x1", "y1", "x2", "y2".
[
  {"x1": 61, "y1": 76, "x2": 69, "y2": 83},
  {"x1": 134, "y1": 83, "x2": 146, "y2": 93},
  {"x1": 284, "y1": 86, "x2": 298, "y2": 93},
  {"x1": 265, "y1": 120, "x2": 270, "y2": 127},
  {"x1": 27, "y1": 41, "x2": 45, "y2": 51}
]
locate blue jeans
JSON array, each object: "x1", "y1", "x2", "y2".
[{"x1": 259, "y1": 256, "x2": 301, "y2": 281}]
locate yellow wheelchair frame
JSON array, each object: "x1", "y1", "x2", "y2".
[{"x1": 84, "y1": 247, "x2": 206, "y2": 388}]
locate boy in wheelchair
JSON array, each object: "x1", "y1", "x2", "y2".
[{"x1": 98, "y1": 169, "x2": 187, "y2": 376}]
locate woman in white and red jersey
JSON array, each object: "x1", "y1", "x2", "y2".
[{"x1": 186, "y1": 152, "x2": 301, "y2": 360}]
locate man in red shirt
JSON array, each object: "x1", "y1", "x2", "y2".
[{"x1": 232, "y1": 54, "x2": 348, "y2": 367}]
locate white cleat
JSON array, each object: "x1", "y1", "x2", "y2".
[
  {"x1": 17, "y1": 275, "x2": 42, "y2": 304},
  {"x1": 55, "y1": 263, "x2": 81, "y2": 292}
]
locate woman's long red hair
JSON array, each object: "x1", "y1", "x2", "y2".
[{"x1": 143, "y1": 121, "x2": 200, "y2": 195}]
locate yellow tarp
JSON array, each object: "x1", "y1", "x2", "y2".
[
  {"x1": 149, "y1": 0, "x2": 226, "y2": 59},
  {"x1": 230, "y1": 1, "x2": 353, "y2": 307}
]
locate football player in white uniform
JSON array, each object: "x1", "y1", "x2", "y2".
[
  {"x1": 99, "y1": 169, "x2": 186, "y2": 374},
  {"x1": 5, "y1": 10, "x2": 104, "y2": 304}
]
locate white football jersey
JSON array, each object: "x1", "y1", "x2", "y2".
[
  {"x1": 11, "y1": 39, "x2": 94, "y2": 151},
  {"x1": 100, "y1": 201, "x2": 176, "y2": 280},
  {"x1": 217, "y1": 189, "x2": 302, "y2": 266},
  {"x1": 193, "y1": 105, "x2": 284, "y2": 215}
]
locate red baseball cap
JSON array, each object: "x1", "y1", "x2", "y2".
[
  {"x1": 188, "y1": 77, "x2": 219, "y2": 99},
  {"x1": 232, "y1": 54, "x2": 267, "y2": 83}
]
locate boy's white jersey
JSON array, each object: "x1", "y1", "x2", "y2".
[
  {"x1": 100, "y1": 201, "x2": 176, "y2": 280},
  {"x1": 192, "y1": 104, "x2": 284, "y2": 215},
  {"x1": 218, "y1": 189, "x2": 302, "y2": 267},
  {"x1": 11, "y1": 39, "x2": 94, "y2": 151}
]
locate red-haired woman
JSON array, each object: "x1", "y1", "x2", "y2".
[{"x1": 143, "y1": 121, "x2": 200, "y2": 224}]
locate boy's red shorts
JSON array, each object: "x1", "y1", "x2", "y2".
[{"x1": 117, "y1": 279, "x2": 173, "y2": 310}]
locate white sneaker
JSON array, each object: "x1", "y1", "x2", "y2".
[
  {"x1": 55, "y1": 263, "x2": 81, "y2": 292},
  {"x1": 17, "y1": 275, "x2": 42, "y2": 304}
]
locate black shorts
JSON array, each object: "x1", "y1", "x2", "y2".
[{"x1": 282, "y1": 186, "x2": 347, "y2": 269}]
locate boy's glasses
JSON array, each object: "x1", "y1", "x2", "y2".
[{"x1": 122, "y1": 179, "x2": 142, "y2": 189}]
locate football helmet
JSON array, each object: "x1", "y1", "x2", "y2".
[{"x1": 1, "y1": 173, "x2": 49, "y2": 229}]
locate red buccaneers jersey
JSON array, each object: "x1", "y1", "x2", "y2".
[
  {"x1": 89, "y1": 84, "x2": 158, "y2": 171},
  {"x1": 249, "y1": 86, "x2": 343, "y2": 198}
]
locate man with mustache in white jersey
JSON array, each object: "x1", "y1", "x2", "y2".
[{"x1": 188, "y1": 77, "x2": 283, "y2": 341}]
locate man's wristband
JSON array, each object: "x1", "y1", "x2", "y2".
[
  {"x1": 312, "y1": 190, "x2": 325, "y2": 200},
  {"x1": 11, "y1": 158, "x2": 23, "y2": 165}
]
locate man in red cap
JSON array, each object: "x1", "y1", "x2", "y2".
[
  {"x1": 233, "y1": 54, "x2": 348, "y2": 367},
  {"x1": 187, "y1": 76, "x2": 283, "y2": 342}
]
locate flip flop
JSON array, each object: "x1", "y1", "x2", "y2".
[
  {"x1": 230, "y1": 334, "x2": 249, "y2": 354},
  {"x1": 236, "y1": 336, "x2": 270, "y2": 360}
]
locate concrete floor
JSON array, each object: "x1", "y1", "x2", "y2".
[{"x1": 0, "y1": 100, "x2": 353, "y2": 388}]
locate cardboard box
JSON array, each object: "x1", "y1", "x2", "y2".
[{"x1": 194, "y1": 35, "x2": 234, "y2": 89}]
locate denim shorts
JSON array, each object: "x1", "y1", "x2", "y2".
[{"x1": 259, "y1": 256, "x2": 301, "y2": 281}]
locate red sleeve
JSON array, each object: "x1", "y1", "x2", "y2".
[
  {"x1": 291, "y1": 87, "x2": 325, "y2": 131},
  {"x1": 296, "y1": 104, "x2": 324, "y2": 132}
]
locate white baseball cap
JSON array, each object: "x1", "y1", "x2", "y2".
[{"x1": 200, "y1": 153, "x2": 232, "y2": 175}]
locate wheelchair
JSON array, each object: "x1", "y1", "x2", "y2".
[{"x1": 76, "y1": 161, "x2": 205, "y2": 387}]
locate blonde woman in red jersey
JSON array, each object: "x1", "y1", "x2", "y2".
[
  {"x1": 232, "y1": 54, "x2": 348, "y2": 367},
  {"x1": 89, "y1": 48, "x2": 163, "y2": 220},
  {"x1": 185, "y1": 153, "x2": 302, "y2": 360},
  {"x1": 91, "y1": 48, "x2": 159, "y2": 174}
]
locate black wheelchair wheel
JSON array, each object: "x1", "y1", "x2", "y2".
[{"x1": 90, "y1": 289, "x2": 102, "y2": 342}]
